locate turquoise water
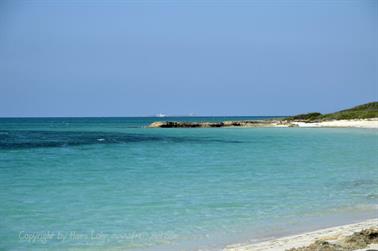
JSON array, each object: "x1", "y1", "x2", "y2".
[{"x1": 0, "y1": 117, "x2": 377, "y2": 251}]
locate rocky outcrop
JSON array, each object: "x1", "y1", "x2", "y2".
[
  {"x1": 287, "y1": 227, "x2": 378, "y2": 251},
  {"x1": 147, "y1": 120, "x2": 294, "y2": 128}
]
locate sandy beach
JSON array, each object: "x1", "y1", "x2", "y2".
[
  {"x1": 224, "y1": 218, "x2": 378, "y2": 251},
  {"x1": 293, "y1": 118, "x2": 378, "y2": 129}
]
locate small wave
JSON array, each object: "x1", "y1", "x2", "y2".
[{"x1": 367, "y1": 194, "x2": 378, "y2": 200}]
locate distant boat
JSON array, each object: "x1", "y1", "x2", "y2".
[{"x1": 155, "y1": 113, "x2": 167, "y2": 117}]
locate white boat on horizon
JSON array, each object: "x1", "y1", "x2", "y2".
[{"x1": 155, "y1": 113, "x2": 167, "y2": 117}]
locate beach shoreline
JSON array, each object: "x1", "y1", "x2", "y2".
[
  {"x1": 223, "y1": 218, "x2": 378, "y2": 251},
  {"x1": 147, "y1": 118, "x2": 378, "y2": 129},
  {"x1": 291, "y1": 118, "x2": 378, "y2": 129}
]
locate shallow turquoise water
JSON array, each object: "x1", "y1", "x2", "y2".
[{"x1": 0, "y1": 117, "x2": 377, "y2": 250}]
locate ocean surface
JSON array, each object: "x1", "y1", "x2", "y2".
[{"x1": 0, "y1": 117, "x2": 377, "y2": 251}]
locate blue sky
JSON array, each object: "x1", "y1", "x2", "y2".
[{"x1": 0, "y1": 0, "x2": 377, "y2": 117}]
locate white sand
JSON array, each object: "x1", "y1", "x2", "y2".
[
  {"x1": 292, "y1": 118, "x2": 378, "y2": 129},
  {"x1": 224, "y1": 218, "x2": 378, "y2": 251}
]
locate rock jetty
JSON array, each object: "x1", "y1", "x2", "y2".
[{"x1": 147, "y1": 120, "x2": 293, "y2": 128}]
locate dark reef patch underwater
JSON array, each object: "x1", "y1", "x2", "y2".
[{"x1": 0, "y1": 130, "x2": 244, "y2": 150}]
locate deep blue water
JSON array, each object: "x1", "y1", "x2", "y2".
[{"x1": 0, "y1": 117, "x2": 377, "y2": 251}]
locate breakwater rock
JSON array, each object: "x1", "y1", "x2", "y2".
[{"x1": 147, "y1": 120, "x2": 294, "y2": 128}]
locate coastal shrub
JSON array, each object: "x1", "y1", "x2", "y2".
[
  {"x1": 286, "y1": 112, "x2": 322, "y2": 121},
  {"x1": 286, "y1": 102, "x2": 378, "y2": 121},
  {"x1": 320, "y1": 102, "x2": 378, "y2": 120}
]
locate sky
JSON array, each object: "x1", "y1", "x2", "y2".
[{"x1": 0, "y1": 0, "x2": 377, "y2": 117}]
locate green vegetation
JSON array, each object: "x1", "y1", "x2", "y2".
[
  {"x1": 286, "y1": 112, "x2": 322, "y2": 121},
  {"x1": 286, "y1": 102, "x2": 378, "y2": 121}
]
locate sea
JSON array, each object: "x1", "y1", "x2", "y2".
[{"x1": 0, "y1": 117, "x2": 377, "y2": 251}]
